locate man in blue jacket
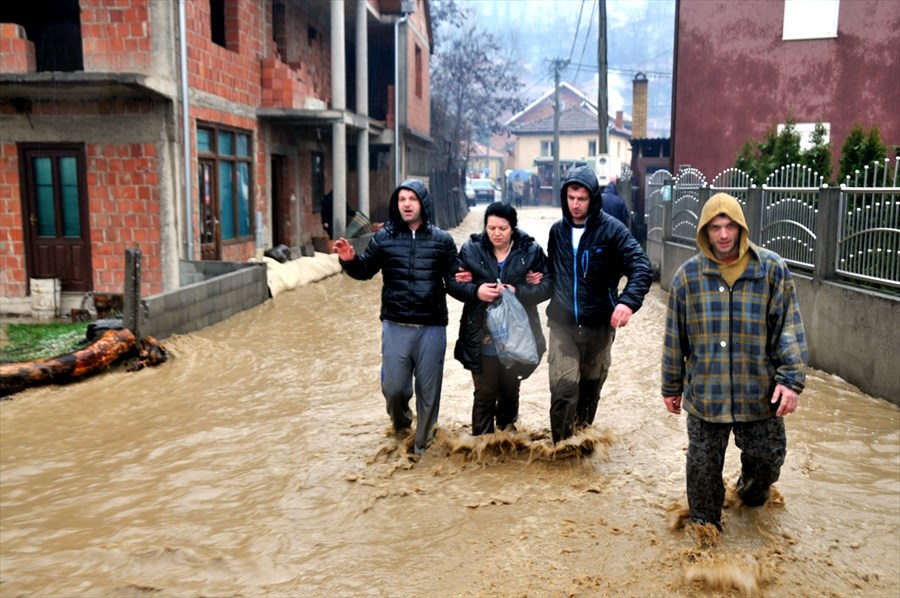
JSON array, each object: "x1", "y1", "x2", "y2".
[
  {"x1": 546, "y1": 167, "x2": 652, "y2": 443},
  {"x1": 601, "y1": 180, "x2": 630, "y2": 227},
  {"x1": 333, "y1": 180, "x2": 459, "y2": 456}
]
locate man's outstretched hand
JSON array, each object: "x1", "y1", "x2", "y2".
[{"x1": 332, "y1": 238, "x2": 355, "y2": 261}]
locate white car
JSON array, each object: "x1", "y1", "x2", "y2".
[{"x1": 465, "y1": 179, "x2": 476, "y2": 207}]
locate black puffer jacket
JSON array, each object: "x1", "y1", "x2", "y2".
[
  {"x1": 448, "y1": 228, "x2": 551, "y2": 378},
  {"x1": 340, "y1": 179, "x2": 459, "y2": 326},
  {"x1": 546, "y1": 166, "x2": 652, "y2": 327}
]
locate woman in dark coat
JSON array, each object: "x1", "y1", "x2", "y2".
[{"x1": 448, "y1": 202, "x2": 552, "y2": 435}]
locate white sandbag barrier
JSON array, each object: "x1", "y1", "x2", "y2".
[{"x1": 253, "y1": 252, "x2": 343, "y2": 298}]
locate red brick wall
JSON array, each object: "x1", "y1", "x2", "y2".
[
  {"x1": 1, "y1": 97, "x2": 168, "y2": 298},
  {"x1": 86, "y1": 142, "x2": 161, "y2": 296},
  {"x1": 0, "y1": 143, "x2": 26, "y2": 298},
  {"x1": 80, "y1": 0, "x2": 152, "y2": 72},
  {"x1": 0, "y1": 23, "x2": 35, "y2": 73},
  {"x1": 185, "y1": 0, "x2": 263, "y2": 107}
]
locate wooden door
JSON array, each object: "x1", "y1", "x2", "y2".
[{"x1": 20, "y1": 144, "x2": 92, "y2": 293}]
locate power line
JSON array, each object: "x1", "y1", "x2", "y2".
[
  {"x1": 566, "y1": 62, "x2": 672, "y2": 78},
  {"x1": 572, "y1": 0, "x2": 598, "y2": 84},
  {"x1": 566, "y1": 0, "x2": 587, "y2": 64}
]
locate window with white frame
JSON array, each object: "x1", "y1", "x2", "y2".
[
  {"x1": 783, "y1": 0, "x2": 839, "y2": 40},
  {"x1": 540, "y1": 140, "x2": 553, "y2": 157},
  {"x1": 777, "y1": 122, "x2": 831, "y2": 151}
]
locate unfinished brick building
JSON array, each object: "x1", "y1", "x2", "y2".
[{"x1": 0, "y1": 0, "x2": 433, "y2": 316}]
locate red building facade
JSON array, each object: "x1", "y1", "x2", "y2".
[
  {"x1": 0, "y1": 0, "x2": 431, "y2": 316},
  {"x1": 672, "y1": 0, "x2": 899, "y2": 180}
]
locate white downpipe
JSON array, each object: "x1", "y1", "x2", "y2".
[
  {"x1": 178, "y1": 0, "x2": 193, "y2": 259},
  {"x1": 393, "y1": 13, "x2": 408, "y2": 188}
]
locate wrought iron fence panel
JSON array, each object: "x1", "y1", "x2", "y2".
[
  {"x1": 710, "y1": 167, "x2": 754, "y2": 208},
  {"x1": 645, "y1": 169, "x2": 671, "y2": 242},
  {"x1": 671, "y1": 167, "x2": 706, "y2": 243},
  {"x1": 760, "y1": 165, "x2": 823, "y2": 269},
  {"x1": 842, "y1": 157, "x2": 900, "y2": 188},
  {"x1": 837, "y1": 161, "x2": 900, "y2": 288}
]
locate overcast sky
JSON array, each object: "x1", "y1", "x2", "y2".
[{"x1": 450, "y1": 0, "x2": 675, "y2": 136}]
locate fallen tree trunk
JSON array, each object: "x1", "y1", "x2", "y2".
[{"x1": 0, "y1": 329, "x2": 137, "y2": 398}]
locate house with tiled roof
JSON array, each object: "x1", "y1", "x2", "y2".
[{"x1": 504, "y1": 82, "x2": 631, "y2": 203}]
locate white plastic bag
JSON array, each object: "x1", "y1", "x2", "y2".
[{"x1": 485, "y1": 286, "x2": 539, "y2": 368}]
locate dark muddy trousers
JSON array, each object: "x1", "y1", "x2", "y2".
[
  {"x1": 686, "y1": 414, "x2": 786, "y2": 527},
  {"x1": 381, "y1": 321, "x2": 446, "y2": 454},
  {"x1": 471, "y1": 354, "x2": 521, "y2": 435},
  {"x1": 547, "y1": 323, "x2": 615, "y2": 443}
]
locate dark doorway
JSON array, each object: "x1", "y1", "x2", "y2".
[
  {"x1": 0, "y1": 0, "x2": 84, "y2": 72},
  {"x1": 271, "y1": 155, "x2": 287, "y2": 246}
]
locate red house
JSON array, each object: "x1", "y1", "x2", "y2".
[{"x1": 672, "y1": 0, "x2": 899, "y2": 180}]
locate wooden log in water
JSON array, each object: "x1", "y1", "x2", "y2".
[{"x1": 0, "y1": 329, "x2": 137, "y2": 398}]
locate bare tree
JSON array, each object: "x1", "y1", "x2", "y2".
[{"x1": 430, "y1": 0, "x2": 525, "y2": 179}]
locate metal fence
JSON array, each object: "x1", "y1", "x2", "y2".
[
  {"x1": 759, "y1": 164, "x2": 824, "y2": 270},
  {"x1": 642, "y1": 157, "x2": 900, "y2": 291},
  {"x1": 837, "y1": 159, "x2": 900, "y2": 286}
]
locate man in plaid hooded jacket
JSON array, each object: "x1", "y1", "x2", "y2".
[{"x1": 662, "y1": 192, "x2": 807, "y2": 531}]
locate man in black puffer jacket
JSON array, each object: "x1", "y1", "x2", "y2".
[
  {"x1": 333, "y1": 180, "x2": 459, "y2": 456},
  {"x1": 546, "y1": 166, "x2": 652, "y2": 443}
]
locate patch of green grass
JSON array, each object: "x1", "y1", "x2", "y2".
[{"x1": 0, "y1": 322, "x2": 90, "y2": 363}]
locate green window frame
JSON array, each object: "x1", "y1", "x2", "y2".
[{"x1": 197, "y1": 125, "x2": 253, "y2": 242}]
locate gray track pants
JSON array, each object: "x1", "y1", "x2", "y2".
[{"x1": 381, "y1": 320, "x2": 446, "y2": 454}]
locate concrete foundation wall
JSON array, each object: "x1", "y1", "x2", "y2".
[
  {"x1": 138, "y1": 261, "x2": 268, "y2": 340},
  {"x1": 794, "y1": 278, "x2": 900, "y2": 405}
]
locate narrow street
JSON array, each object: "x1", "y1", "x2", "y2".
[{"x1": 1, "y1": 206, "x2": 897, "y2": 597}]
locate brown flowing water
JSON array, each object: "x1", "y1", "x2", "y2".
[{"x1": 1, "y1": 207, "x2": 898, "y2": 597}]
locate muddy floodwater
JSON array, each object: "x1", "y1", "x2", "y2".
[{"x1": 1, "y1": 207, "x2": 898, "y2": 597}]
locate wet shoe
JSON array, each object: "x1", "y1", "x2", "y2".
[
  {"x1": 736, "y1": 475, "x2": 770, "y2": 507},
  {"x1": 689, "y1": 516, "x2": 723, "y2": 532}
]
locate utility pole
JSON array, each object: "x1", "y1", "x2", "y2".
[
  {"x1": 552, "y1": 58, "x2": 565, "y2": 202},
  {"x1": 598, "y1": 0, "x2": 608, "y2": 155}
]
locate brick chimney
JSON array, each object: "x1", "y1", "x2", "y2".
[
  {"x1": 615, "y1": 110, "x2": 624, "y2": 131},
  {"x1": 632, "y1": 72, "x2": 648, "y2": 138}
]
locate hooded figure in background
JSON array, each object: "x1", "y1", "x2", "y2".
[
  {"x1": 333, "y1": 180, "x2": 460, "y2": 456},
  {"x1": 662, "y1": 192, "x2": 807, "y2": 532},
  {"x1": 601, "y1": 181, "x2": 630, "y2": 227},
  {"x1": 545, "y1": 166, "x2": 652, "y2": 444}
]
